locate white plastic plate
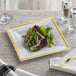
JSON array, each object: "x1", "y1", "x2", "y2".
[{"x1": 6, "y1": 18, "x2": 69, "y2": 61}]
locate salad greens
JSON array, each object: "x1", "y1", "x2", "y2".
[
  {"x1": 23, "y1": 25, "x2": 54, "y2": 51},
  {"x1": 40, "y1": 25, "x2": 47, "y2": 36}
]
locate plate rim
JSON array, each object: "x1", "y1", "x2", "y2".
[{"x1": 6, "y1": 18, "x2": 70, "y2": 61}]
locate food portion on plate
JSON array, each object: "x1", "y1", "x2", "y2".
[{"x1": 22, "y1": 25, "x2": 55, "y2": 52}]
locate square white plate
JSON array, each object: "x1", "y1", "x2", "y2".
[{"x1": 6, "y1": 18, "x2": 69, "y2": 61}]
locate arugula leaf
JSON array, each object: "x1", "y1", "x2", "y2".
[
  {"x1": 47, "y1": 33, "x2": 54, "y2": 47},
  {"x1": 40, "y1": 25, "x2": 47, "y2": 36},
  {"x1": 46, "y1": 27, "x2": 50, "y2": 33},
  {"x1": 26, "y1": 36, "x2": 32, "y2": 47},
  {"x1": 46, "y1": 27, "x2": 52, "y2": 33}
]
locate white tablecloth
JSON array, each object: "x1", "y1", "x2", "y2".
[{"x1": 0, "y1": 10, "x2": 76, "y2": 76}]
